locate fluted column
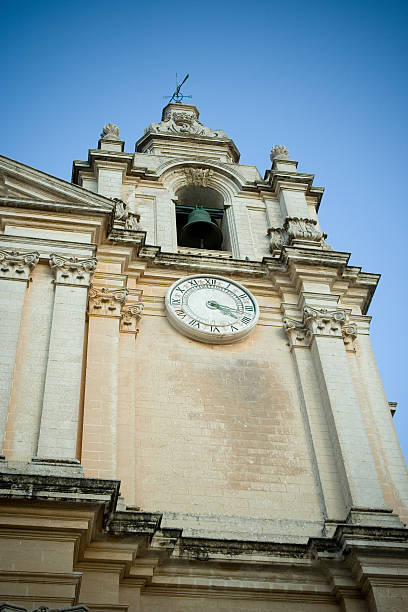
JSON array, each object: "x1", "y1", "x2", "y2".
[
  {"x1": 0, "y1": 250, "x2": 39, "y2": 455},
  {"x1": 302, "y1": 306, "x2": 387, "y2": 512},
  {"x1": 35, "y1": 255, "x2": 97, "y2": 463},
  {"x1": 81, "y1": 286, "x2": 128, "y2": 479}
]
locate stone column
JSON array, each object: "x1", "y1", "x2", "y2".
[
  {"x1": 81, "y1": 286, "x2": 128, "y2": 479},
  {"x1": 35, "y1": 255, "x2": 97, "y2": 465},
  {"x1": 0, "y1": 250, "x2": 39, "y2": 456},
  {"x1": 303, "y1": 306, "x2": 387, "y2": 512}
]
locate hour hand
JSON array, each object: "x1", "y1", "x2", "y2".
[{"x1": 206, "y1": 300, "x2": 238, "y2": 319}]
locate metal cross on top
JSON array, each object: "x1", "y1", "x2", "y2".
[{"x1": 164, "y1": 73, "x2": 192, "y2": 104}]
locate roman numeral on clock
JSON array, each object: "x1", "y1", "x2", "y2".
[
  {"x1": 241, "y1": 316, "x2": 252, "y2": 325},
  {"x1": 172, "y1": 299, "x2": 181, "y2": 305},
  {"x1": 189, "y1": 319, "x2": 200, "y2": 328},
  {"x1": 176, "y1": 309, "x2": 186, "y2": 318},
  {"x1": 210, "y1": 326, "x2": 220, "y2": 332}
]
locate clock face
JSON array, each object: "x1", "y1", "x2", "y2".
[{"x1": 165, "y1": 274, "x2": 259, "y2": 344}]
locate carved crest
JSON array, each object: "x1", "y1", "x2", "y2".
[
  {"x1": 183, "y1": 167, "x2": 214, "y2": 187},
  {"x1": 146, "y1": 107, "x2": 227, "y2": 139}
]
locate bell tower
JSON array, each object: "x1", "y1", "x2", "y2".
[{"x1": 0, "y1": 101, "x2": 407, "y2": 610}]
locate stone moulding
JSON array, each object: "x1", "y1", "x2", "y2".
[
  {"x1": 284, "y1": 307, "x2": 354, "y2": 347},
  {"x1": 49, "y1": 254, "x2": 97, "y2": 287},
  {"x1": 0, "y1": 249, "x2": 39, "y2": 281},
  {"x1": 88, "y1": 286, "x2": 129, "y2": 317},
  {"x1": 0, "y1": 605, "x2": 88, "y2": 612}
]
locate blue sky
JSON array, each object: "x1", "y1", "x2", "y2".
[{"x1": 2, "y1": 1, "x2": 408, "y2": 459}]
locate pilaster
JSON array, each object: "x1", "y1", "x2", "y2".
[
  {"x1": 35, "y1": 255, "x2": 97, "y2": 468},
  {"x1": 82, "y1": 286, "x2": 144, "y2": 480},
  {"x1": 283, "y1": 313, "x2": 347, "y2": 521},
  {"x1": 284, "y1": 304, "x2": 388, "y2": 515},
  {"x1": 0, "y1": 250, "x2": 39, "y2": 456},
  {"x1": 117, "y1": 300, "x2": 143, "y2": 505}
]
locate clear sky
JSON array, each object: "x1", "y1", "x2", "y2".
[{"x1": 2, "y1": 1, "x2": 407, "y2": 459}]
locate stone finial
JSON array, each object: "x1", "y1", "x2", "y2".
[
  {"x1": 100, "y1": 123, "x2": 120, "y2": 141},
  {"x1": 270, "y1": 144, "x2": 289, "y2": 161}
]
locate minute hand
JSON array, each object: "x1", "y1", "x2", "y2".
[{"x1": 206, "y1": 300, "x2": 239, "y2": 319}]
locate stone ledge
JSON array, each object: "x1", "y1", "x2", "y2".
[{"x1": 0, "y1": 473, "x2": 119, "y2": 523}]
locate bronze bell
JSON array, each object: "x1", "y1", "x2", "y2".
[{"x1": 180, "y1": 207, "x2": 223, "y2": 250}]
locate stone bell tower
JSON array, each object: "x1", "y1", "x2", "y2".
[{"x1": 0, "y1": 101, "x2": 407, "y2": 610}]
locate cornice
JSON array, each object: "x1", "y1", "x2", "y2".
[
  {"x1": 0, "y1": 154, "x2": 114, "y2": 212},
  {"x1": 138, "y1": 247, "x2": 273, "y2": 278},
  {"x1": 0, "y1": 473, "x2": 120, "y2": 522},
  {"x1": 135, "y1": 130, "x2": 240, "y2": 163},
  {"x1": 0, "y1": 196, "x2": 113, "y2": 217},
  {"x1": 72, "y1": 149, "x2": 134, "y2": 184}
]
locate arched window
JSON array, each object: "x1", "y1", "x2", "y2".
[{"x1": 175, "y1": 185, "x2": 229, "y2": 251}]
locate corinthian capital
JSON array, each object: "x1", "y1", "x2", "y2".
[
  {"x1": 342, "y1": 322, "x2": 358, "y2": 351},
  {"x1": 49, "y1": 254, "x2": 97, "y2": 286},
  {"x1": 0, "y1": 250, "x2": 39, "y2": 281},
  {"x1": 88, "y1": 286, "x2": 129, "y2": 317},
  {"x1": 303, "y1": 306, "x2": 347, "y2": 338},
  {"x1": 120, "y1": 302, "x2": 144, "y2": 333},
  {"x1": 283, "y1": 317, "x2": 311, "y2": 348}
]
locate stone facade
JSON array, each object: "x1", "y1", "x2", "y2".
[{"x1": 0, "y1": 103, "x2": 407, "y2": 610}]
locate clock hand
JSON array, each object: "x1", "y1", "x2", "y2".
[{"x1": 206, "y1": 300, "x2": 238, "y2": 319}]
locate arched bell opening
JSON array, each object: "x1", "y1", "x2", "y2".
[{"x1": 175, "y1": 185, "x2": 227, "y2": 251}]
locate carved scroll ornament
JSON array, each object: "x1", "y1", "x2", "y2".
[
  {"x1": 268, "y1": 217, "x2": 332, "y2": 252},
  {"x1": 0, "y1": 250, "x2": 39, "y2": 281},
  {"x1": 49, "y1": 254, "x2": 97, "y2": 286}
]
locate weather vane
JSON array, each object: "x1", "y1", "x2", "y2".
[{"x1": 164, "y1": 73, "x2": 192, "y2": 104}]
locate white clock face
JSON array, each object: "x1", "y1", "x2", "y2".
[{"x1": 165, "y1": 274, "x2": 259, "y2": 344}]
